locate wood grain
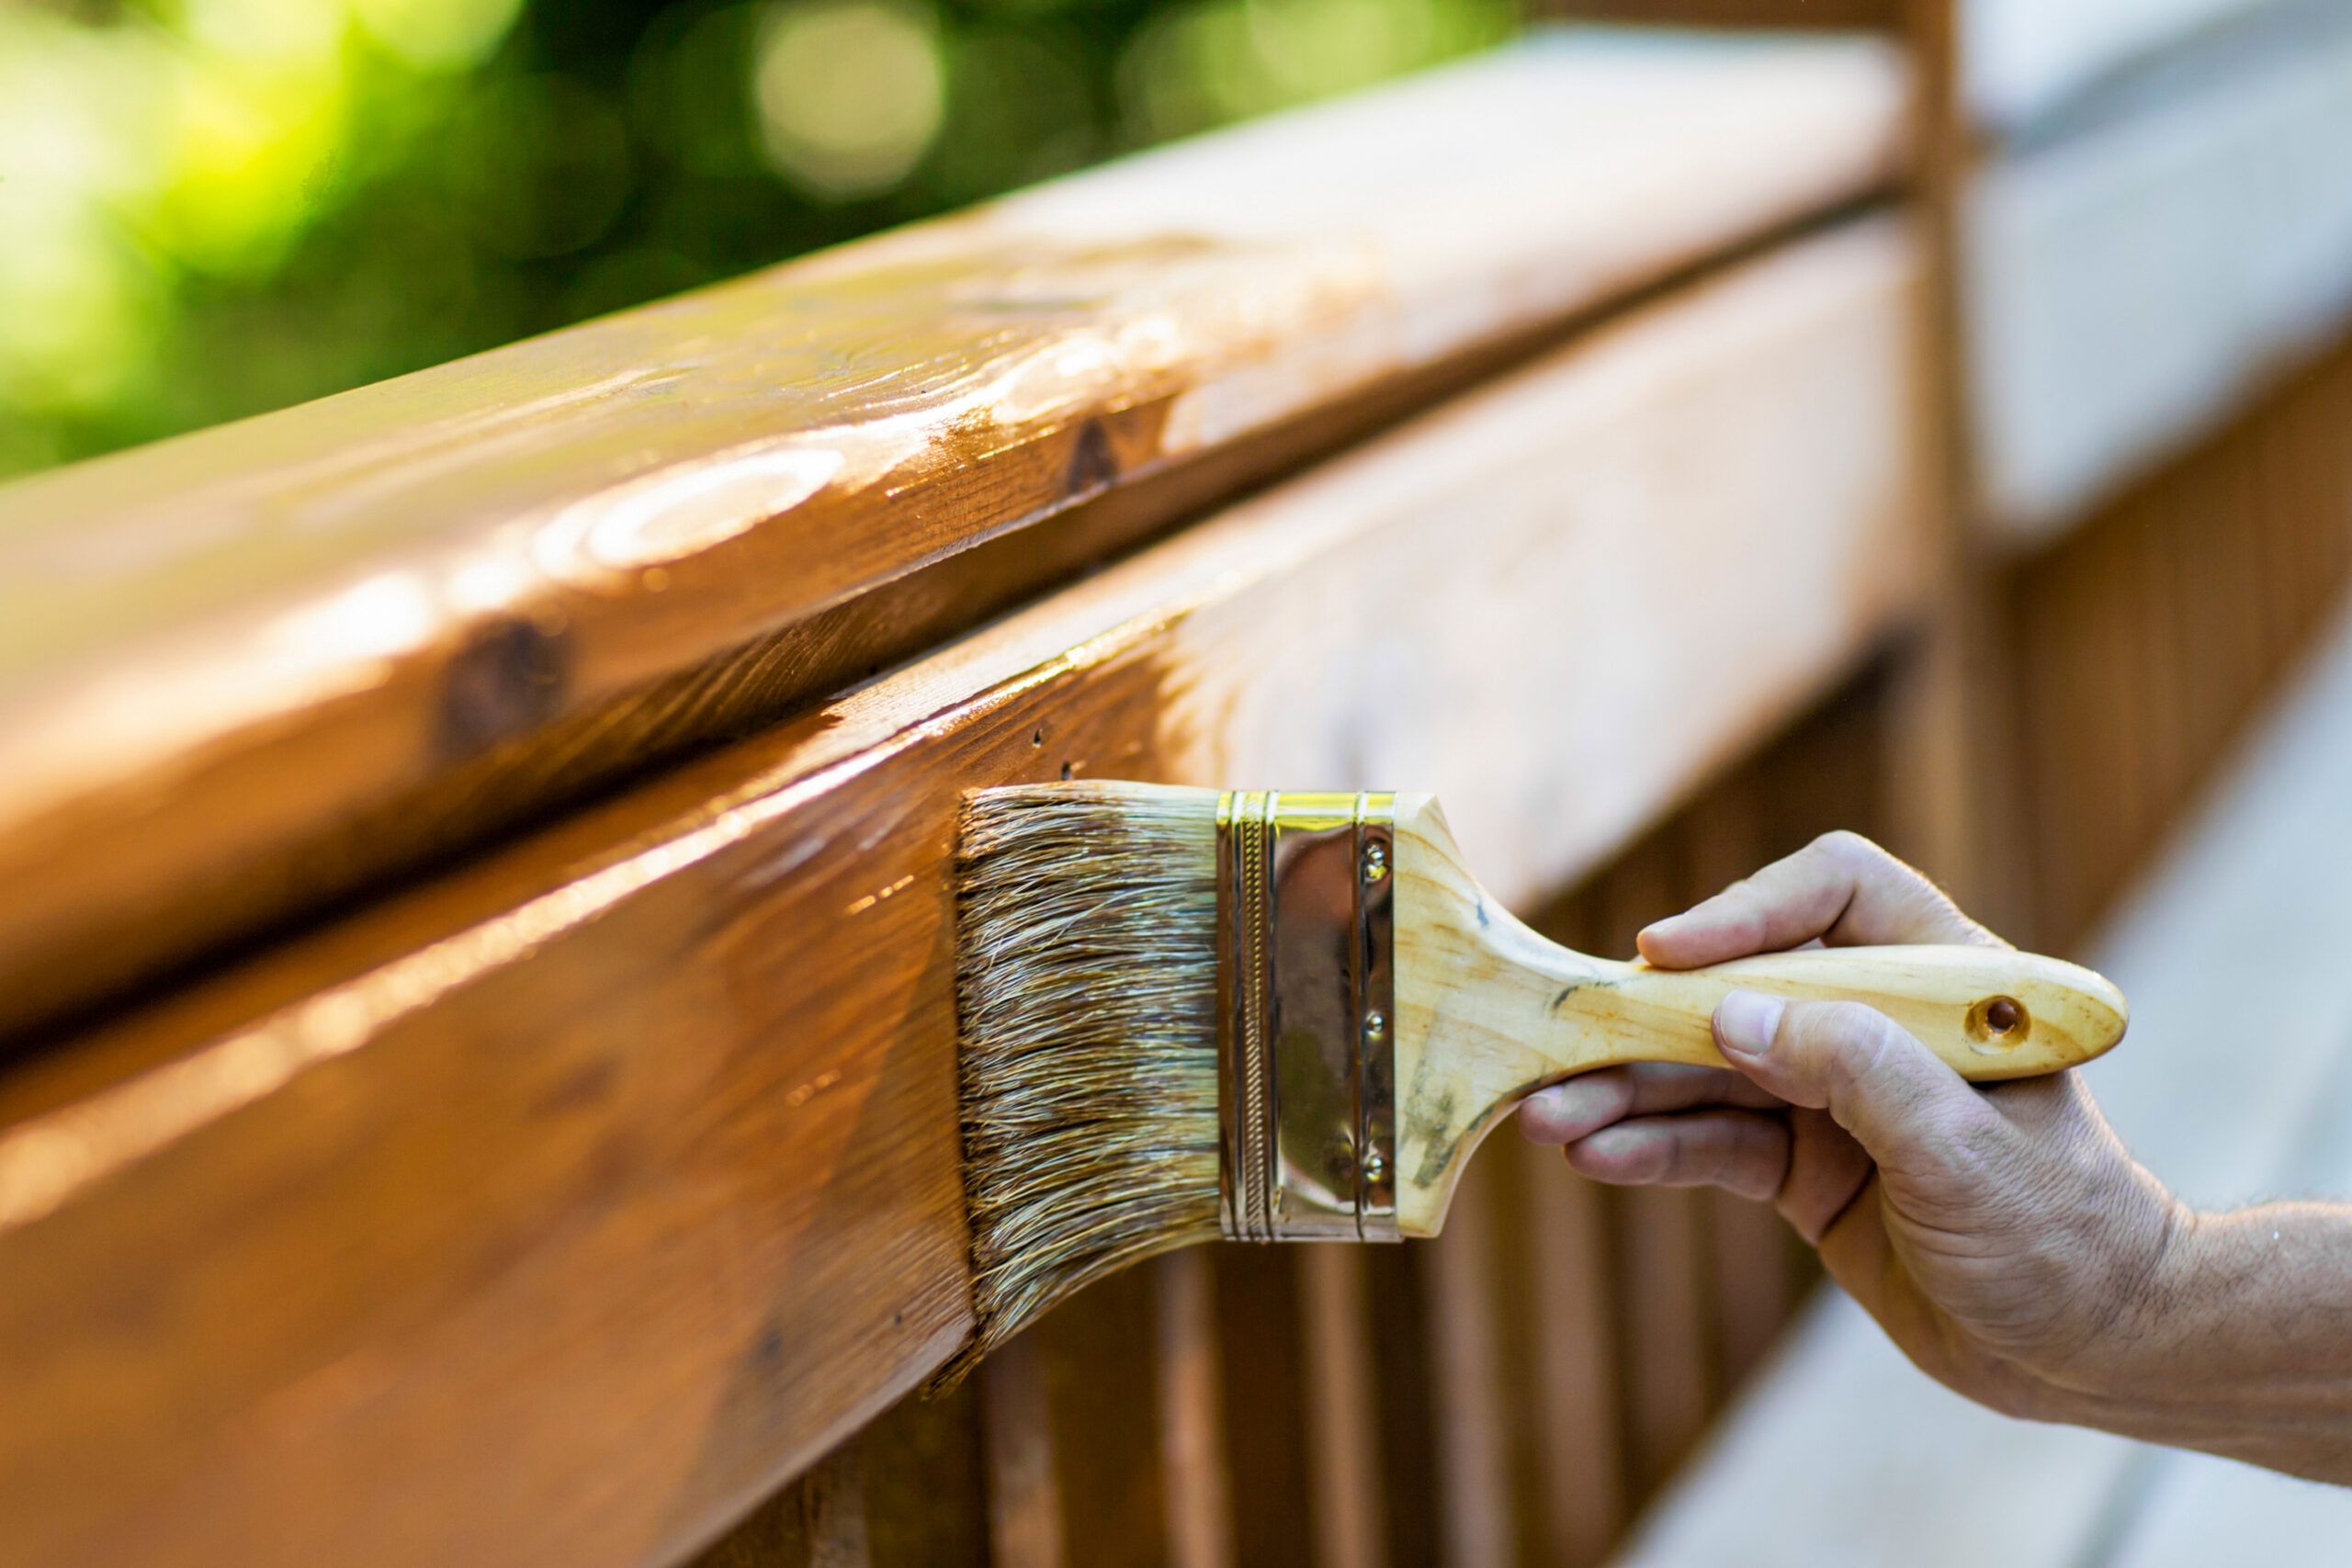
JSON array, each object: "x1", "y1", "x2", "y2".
[
  {"x1": 2012, "y1": 336, "x2": 2352, "y2": 949},
  {"x1": 0, "y1": 28, "x2": 1909, "y2": 1046},
  {"x1": 1420, "y1": 1151, "x2": 1518, "y2": 1568},
  {"x1": 1296, "y1": 1247, "x2": 1388, "y2": 1568},
  {"x1": 0, "y1": 223, "x2": 1925, "y2": 1568},
  {"x1": 1029, "y1": 1268, "x2": 1174, "y2": 1568},
  {"x1": 1156, "y1": 1252, "x2": 1236, "y2": 1568},
  {"x1": 1208, "y1": 1247, "x2": 1322, "y2": 1568},
  {"x1": 1495, "y1": 1134, "x2": 1625, "y2": 1566}
]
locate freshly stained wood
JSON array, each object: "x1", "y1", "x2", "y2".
[
  {"x1": 0, "y1": 223, "x2": 1924, "y2": 1568},
  {"x1": 0, "y1": 28, "x2": 1908, "y2": 1044},
  {"x1": 1966, "y1": 3, "x2": 2352, "y2": 536}
]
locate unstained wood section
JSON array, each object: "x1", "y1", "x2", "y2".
[
  {"x1": 0, "y1": 223, "x2": 1924, "y2": 1568},
  {"x1": 0, "y1": 28, "x2": 1907, "y2": 1044}
]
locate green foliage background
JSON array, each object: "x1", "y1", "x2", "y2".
[{"x1": 1, "y1": 0, "x2": 1519, "y2": 480}]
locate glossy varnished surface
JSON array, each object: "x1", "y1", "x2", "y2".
[
  {"x1": 0, "y1": 225, "x2": 1924, "y2": 1568},
  {"x1": 0, "y1": 29, "x2": 1908, "y2": 1043}
]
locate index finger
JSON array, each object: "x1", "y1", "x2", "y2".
[{"x1": 1636, "y1": 830, "x2": 2001, "y2": 969}]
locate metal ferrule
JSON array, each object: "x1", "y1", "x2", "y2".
[{"x1": 1215, "y1": 791, "x2": 1399, "y2": 1244}]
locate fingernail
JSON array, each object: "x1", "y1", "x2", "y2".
[{"x1": 1717, "y1": 990, "x2": 1786, "y2": 1055}]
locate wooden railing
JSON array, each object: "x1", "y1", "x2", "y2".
[{"x1": 4, "y1": 3, "x2": 2350, "y2": 1566}]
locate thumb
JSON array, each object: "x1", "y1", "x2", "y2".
[{"x1": 1713, "y1": 990, "x2": 1993, "y2": 1175}]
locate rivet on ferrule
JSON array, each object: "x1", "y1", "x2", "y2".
[{"x1": 1215, "y1": 790, "x2": 1401, "y2": 1244}]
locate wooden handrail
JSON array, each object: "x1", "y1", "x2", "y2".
[
  {"x1": 0, "y1": 220, "x2": 1924, "y2": 1568},
  {"x1": 0, "y1": 28, "x2": 1906, "y2": 1046}
]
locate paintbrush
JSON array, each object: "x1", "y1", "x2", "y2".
[{"x1": 953, "y1": 783, "x2": 2126, "y2": 1360}]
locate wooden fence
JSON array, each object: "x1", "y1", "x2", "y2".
[{"x1": 3, "y1": 2, "x2": 2350, "y2": 1565}]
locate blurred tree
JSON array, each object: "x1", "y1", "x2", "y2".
[{"x1": 0, "y1": 0, "x2": 1518, "y2": 478}]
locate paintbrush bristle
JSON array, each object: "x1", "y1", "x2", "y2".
[{"x1": 954, "y1": 781, "x2": 1224, "y2": 1366}]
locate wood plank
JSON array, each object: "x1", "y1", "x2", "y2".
[
  {"x1": 1030, "y1": 1270, "x2": 1174, "y2": 1568},
  {"x1": 1495, "y1": 1135, "x2": 1624, "y2": 1567},
  {"x1": 856, "y1": 1381, "x2": 993, "y2": 1568},
  {"x1": 1296, "y1": 1247, "x2": 1388, "y2": 1568},
  {"x1": 984, "y1": 1336, "x2": 1069, "y2": 1568},
  {"x1": 0, "y1": 222, "x2": 1926, "y2": 1568},
  {"x1": 0, "y1": 28, "x2": 1909, "y2": 1045},
  {"x1": 1156, "y1": 1252, "x2": 1236, "y2": 1568},
  {"x1": 1420, "y1": 1149, "x2": 1518, "y2": 1568},
  {"x1": 1966, "y1": 1, "x2": 2352, "y2": 538},
  {"x1": 1210, "y1": 1248, "x2": 1324, "y2": 1568},
  {"x1": 2007, "y1": 337, "x2": 2352, "y2": 947},
  {"x1": 1888, "y1": 0, "x2": 2032, "y2": 940}
]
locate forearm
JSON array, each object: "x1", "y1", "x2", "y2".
[{"x1": 2060, "y1": 1201, "x2": 2352, "y2": 1483}]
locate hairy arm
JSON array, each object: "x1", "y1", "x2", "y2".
[
  {"x1": 1518, "y1": 830, "x2": 2352, "y2": 1484},
  {"x1": 2082, "y1": 1202, "x2": 2352, "y2": 1479}
]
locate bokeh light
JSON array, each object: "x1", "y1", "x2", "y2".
[
  {"x1": 0, "y1": 0, "x2": 1523, "y2": 481},
  {"x1": 353, "y1": 0, "x2": 531, "y2": 70},
  {"x1": 753, "y1": 0, "x2": 948, "y2": 199}
]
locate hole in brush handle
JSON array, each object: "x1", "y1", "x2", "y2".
[{"x1": 1966, "y1": 994, "x2": 2030, "y2": 1047}]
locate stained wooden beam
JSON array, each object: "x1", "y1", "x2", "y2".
[
  {"x1": 0, "y1": 221, "x2": 1925, "y2": 1568},
  {"x1": 0, "y1": 28, "x2": 1906, "y2": 1044}
]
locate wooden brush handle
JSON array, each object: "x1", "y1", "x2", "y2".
[
  {"x1": 1386, "y1": 795, "x2": 2128, "y2": 1236},
  {"x1": 1553, "y1": 944, "x2": 2128, "y2": 1082}
]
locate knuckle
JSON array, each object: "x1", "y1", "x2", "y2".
[
  {"x1": 1632, "y1": 1134, "x2": 1679, "y2": 1184},
  {"x1": 1702, "y1": 1130, "x2": 1770, "y2": 1196},
  {"x1": 1626, "y1": 1145, "x2": 1670, "y2": 1185},
  {"x1": 1810, "y1": 829, "x2": 1891, "y2": 875},
  {"x1": 1789, "y1": 999, "x2": 1896, "y2": 1077},
  {"x1": 1814, "y1": 828, "x2": 1878, "y2": 859},
  {"x1": 1909, "y1": 1111, "x2": 2018, "y2": 1208}
]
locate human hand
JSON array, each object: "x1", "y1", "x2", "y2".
[{"x1": 1518, "y1": 831, "x2": 2182, "y2": 1419}]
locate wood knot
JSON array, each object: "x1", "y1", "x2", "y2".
[
  {"x1": 438, "y1": 614, "x2": 571, "y2": 760},
  {"x1": 1064, "y1": 418, "x2": 1117, "y2": 499}
]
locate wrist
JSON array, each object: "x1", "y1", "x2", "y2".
[
  {"x1": 2035, "y1": 1179, "x2": 2197, "y2": 1418},
  {"x1": 2016, "y1": 1200, "x2": 2352, "y2": 1481}
]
